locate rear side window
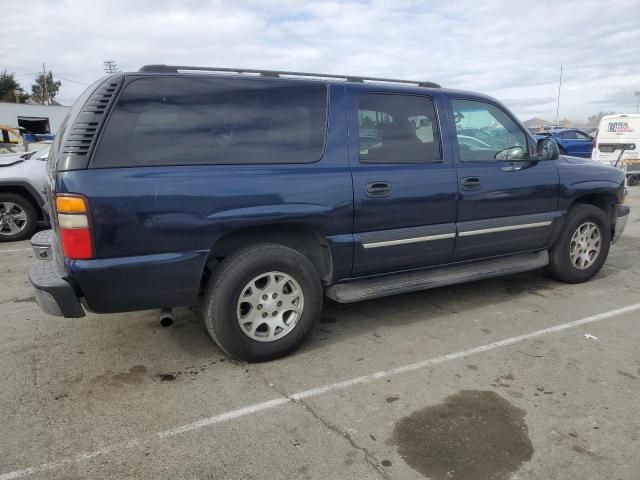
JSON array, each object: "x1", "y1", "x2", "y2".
[
  {"x1": 92, "y1": 77, "x2": 328, "y2": 167},
  {"x1": 47, "y1": 113, "x2": 68, "y2": 171},
  {"x1": 358, "y1": 93, "x2": 441, "y2": 163}
]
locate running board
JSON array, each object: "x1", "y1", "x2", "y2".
[{"x1": 326, "y1": 250, "x2": 549, "y2": 303}]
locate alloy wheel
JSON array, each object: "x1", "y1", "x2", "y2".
[
  {"x1": 236, "y1": 271, "x2": 304, "y2": 342},
  {"x1": 569, "y1": 221, "x2": 601, "y2": 270},
  {"x1": 0, "y1": 202, "x2": 28, "y2": 237}
]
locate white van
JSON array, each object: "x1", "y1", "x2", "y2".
[{"x1": 592, "y1": 114, "x2": 640, "y2": 185}]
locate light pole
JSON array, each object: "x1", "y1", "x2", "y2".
[
  {"x1": 554, "y1": 65, "x2": 563, "y2": 126},
  {"x1": 635, "y1": 91, "x2": 640, "y2": 114}
]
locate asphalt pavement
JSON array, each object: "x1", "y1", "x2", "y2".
[{"x1": 1, "y1": 189, "x2": 639, "y2": 480}]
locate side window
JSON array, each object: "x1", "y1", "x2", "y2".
[
  {"x1": 92, "y1": 77, "x2": 328, "y2": 167},
  {"x1": 358, "y1": 94, "x2": 441, "y2": 163},
  {"x1": 452, "y1": 99, "x2": 528, "y2": 161},
  {"x1": 561, "y1": 130, "x2": 578, "y2": 140},
  {"x1": 575, "y1": 131, "x2": 590, "y2": 140}
]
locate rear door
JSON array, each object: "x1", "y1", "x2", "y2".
[
  {"x1": 449, "y1": 97, "x2": 559, "y2": 260},
  {"x1": 348, "y1": 89, "x2": 458, "y2": 277}
]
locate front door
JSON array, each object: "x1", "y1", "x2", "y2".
[
  {"x1": 349, "y1": 90, "x2": 458, "y2": 277},
  {"x1": 450, "y1": 98, "x2": 560, "y2": 260}
]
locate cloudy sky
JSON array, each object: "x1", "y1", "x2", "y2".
[{"x1": 3, "y1": 0, "x2": 640, "y2": 122}]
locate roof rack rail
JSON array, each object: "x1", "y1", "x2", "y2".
[{"x1": 138, "y1": 65, "x2": 441, "y2": 88}]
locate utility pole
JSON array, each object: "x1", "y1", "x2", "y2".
[
  {"x1": 554, "y1": 65, "x2": 563, "y2": 126},
  {"x1": 635, "y1": 91, "x2": 640, "y2": 114},
  {"x1": 103, "y1": 61, "x2": 119, "y2": 74},
  {"x1": 42, "y1": 62, "x2": 46, "y2": 106}
]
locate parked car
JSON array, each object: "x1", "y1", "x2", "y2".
[
  {"x1": 457, "y1": 134, "x2": 491, "y2": 149},
  {"x1": 29, "y1": 66, "x2": 629, "y2": 361},
  {"x1": 592, "y1": 114, "x2": 640, "y2": 186},
  {"x1": 0, "y1": 143, "x2": 50, "y2": 241},
  {"x1": 535, "y1": 129, "x2": 594, "y2": 158}
]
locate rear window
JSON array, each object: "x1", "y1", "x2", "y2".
[{"x1": 92, "y1": 76, "x2": 328, "y2": 167}]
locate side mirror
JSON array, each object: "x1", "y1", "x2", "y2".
[
  {"x1": 495, "y1": 146, "x2": 526, "y2": 160},
  {"x1": 536, "y1": 137, "x2": 559, "y2": 160}
]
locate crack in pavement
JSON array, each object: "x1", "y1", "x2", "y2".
[{"x1": 261, "y1": 373, "x2": 390, "y2": 480}]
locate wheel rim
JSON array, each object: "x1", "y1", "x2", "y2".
[
  {"x1": 569, "y1": 221, "x2": 601, "y2": 270},
  {"x1": 236, "y1": 271, "x2": 304, "y2": 342},
  {"x1": 0, "y1": 202, "x2": 28, "y2": 236}
]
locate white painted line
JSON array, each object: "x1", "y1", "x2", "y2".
[
  {"x1": 2, "y1": 302, "x2": 639, "y2": 480},
  {"x1": 156, "y1": 398, "x2": 291, "y2": 438},
  {"x1": 0, "y1": 248, "x2": 31, "y2": 253}
]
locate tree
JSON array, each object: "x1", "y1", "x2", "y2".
[
  {"x1": 587, "y1": 111, "x2": 615, "y2": 127},
  {"x1": 0, "y1": 70, "x2": 29, "y2": 103},
  {"x1": 31, "y1": 71, "x2": 61, "y2": 105}
]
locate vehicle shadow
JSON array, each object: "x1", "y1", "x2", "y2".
[
  {"x1": 161, "y1": 268, "x2": 565, "y2": 362},
  {"x1": 150, "y1": 242, "x2": 639, "y2": 367}
]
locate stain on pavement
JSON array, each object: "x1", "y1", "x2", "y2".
[{"x1": 391, "y1": 390, "x2": 533, "y2": 480}]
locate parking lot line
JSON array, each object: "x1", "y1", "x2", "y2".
[
  {"x1": 0, "y1": 248, "x2": 32, "y2": 253},
  {"x1": 2, "y1": 301, "x2": 639, "y2": 480}
]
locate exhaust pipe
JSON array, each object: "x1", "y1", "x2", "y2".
[{"x1": 159, "y1": 308, "x2": 174, "y2": 327}]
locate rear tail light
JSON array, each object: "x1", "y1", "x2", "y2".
[{"x1": 56, "y1": 194, "x2": 93, "y2": 259}]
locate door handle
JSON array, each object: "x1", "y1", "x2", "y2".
[
  {"x1": 365, "y1": 181, "x2": 392, "y2": 198},
  {"x1": 460, "y1": 176, "x2": 481, "y2": 190}
]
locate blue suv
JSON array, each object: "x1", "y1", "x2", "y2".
[{"x1": 30, "y1": 65, "x2": 629, "y2": 361}]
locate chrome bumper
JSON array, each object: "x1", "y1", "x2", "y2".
[{"x1": 612, "y1": 204, "x2": 630, "y2": 244}]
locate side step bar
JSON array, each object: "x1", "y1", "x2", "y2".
[{"x1": 326, "y1": 250, "x2": 549, "y2": 303}]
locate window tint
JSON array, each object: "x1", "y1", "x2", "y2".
[
  {"x1": 92, "y1": 77, "x2": 327, "y2": 167},
  {"x1": 452, "y1": 99, "x2": 528, "y2": 161},
  {"x1": 358, "y1": 94, "x2": 441, "y2": 163}
]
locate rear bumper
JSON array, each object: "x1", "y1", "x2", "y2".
[
  {"x1": 29, "y1": 230, "x2": 85, "y2": 318},
  {"x1": 613, "y1": 204, "x2": 630, "y2": 244}
]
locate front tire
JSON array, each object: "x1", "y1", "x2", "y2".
[
  {"x1": 0, "y1": 193, "x2": 38, "y2": 242},
  {"x1": 547, "y1": 204, "x2": 611, "y2": 283},
  {"x1": 203, "y1": 243, "x2": 323, "y2": 362}
]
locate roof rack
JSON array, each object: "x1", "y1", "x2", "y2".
[{"x1": 138, "y1": 65, "x2": 441, "y2": 88}]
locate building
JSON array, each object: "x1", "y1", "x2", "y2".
[
  {"x1": 522, "y1": 117, "x2": 550, "y2": 128},
  {"x1": 0, "y1": 102, "x2": 70, "y2": 135}
]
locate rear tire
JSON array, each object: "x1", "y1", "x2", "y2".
[
  {"x1": 203, "y1": 243, "x2": 323, "y2": 362},
  {"x1": 627, "y1": 175, "x2": 639, "y2": 187},
  {"x1": 0, "y1": 193, "x2": 38, "y2": 242},
  {"x1": 547, "y1": 204, "x2": 610, "y2": 283}
]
